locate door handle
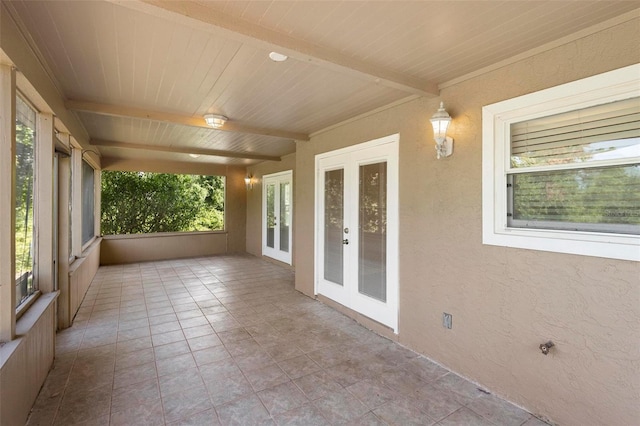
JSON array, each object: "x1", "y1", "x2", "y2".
[{"x1": 342, "y1": 239, "x2": 349, "y2": 245}]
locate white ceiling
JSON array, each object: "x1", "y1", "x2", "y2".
[{"x1": 4, "y1": 1, "x2": 639, "y2": 166}]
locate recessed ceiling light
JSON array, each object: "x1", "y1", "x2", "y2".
[
  {"x1": 269, "y1": 52, "x2": 288, "y2": 62},
  {"x1": 189, "y1": 153, "x2": 200, "y2": 158}
]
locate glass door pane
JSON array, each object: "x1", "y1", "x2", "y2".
[
  {"x1": 266, "y1": 183, "x2": 276, "y2": 248},
  {"x1": 358, "y1": 162, "x2": 387, "y2": 302},
  {"x1": 279, "y1": 181, "x2": 291, "y2": 252},
  {"x1": 324, "y1": 169, "x2": 344, "y2": 285}
]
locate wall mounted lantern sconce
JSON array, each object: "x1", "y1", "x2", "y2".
[
  {"x1": 204, "y1": 114, "x2": 227, "y2": 129},
  {"x1": 430, "y1": 102, "x2": 453, "y2": 159},
  {"x1": 244, "y1": 174, "x2": 254, "y2": 190}
]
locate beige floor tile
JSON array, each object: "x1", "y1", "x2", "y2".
[
  {"x1": 216, "y1": 394, "x2": 273, "y2": 425},
  {"x1": 437, "y1": 407, "x2": 495, "y2": 426},
  {"x1": 28, "y1": 256, "x2": 545, "y2": 426},
  {"x1": 154, "y1": 340, "x2": 191, "y2": 360},
  {"x1": 372, "y1": 399, "x2": 435, "y2": 425},
  {"x1": 159, "y1": 367, "x2": 204, "y2": 397},
  {"x1": 244, "y1": 364, "x2": 290, "y2": 392},
  {"x1": 156, "y1": 352, "x2": 196, "y2": 376},
  {"x1": 162, "y1": 384, "x2": 213, "y2": 423},
  {"x1": 272, "y1": 403, "x2": 329, "y2": 426},
  {"x1": 111, "y1": 378, "x2": 161, "y2": 413},
  {"x1": 312, "y1": 388, "x2": 369, "y2": 423},
  {"x1": 110, "y1": 398, "x2": 164, "y2": 426},
  {"x1": 258, "y1": 381, "x2": 309, "y2": 415},
  {"x1": 166, "y1": 408, "x2": 219, "y2": 426}
]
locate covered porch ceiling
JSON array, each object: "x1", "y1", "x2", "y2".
[{"x1": 4, "y1": 1, "x2": 638, "y2": 166}]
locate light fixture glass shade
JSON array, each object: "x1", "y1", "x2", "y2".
[
  {"x1": 244, "y1": 175, "x2": 253, "y2": 189},
  {"x1": 204, "y1": 114, "x2": 227, "y2": 128},
  {"x1": 430, "y1": 102, "x2": 451, "y2": 142},
  {"x1": 269, "y1": 52, "x2": 288, "y2": 62}
]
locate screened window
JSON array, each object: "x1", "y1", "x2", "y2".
[
  {"x1": 507, "y1": 98, "x2": 640, "y2": 234},
  {"x1": 81, "y1": 160, "x2": 95, "y2": 245},
  {"x1": 101, "y1": 171, "x2": 225, "y2": 234},
  {"x1": 482, "y1": 64, "x2": 639, "y2": 261},
  {"x1": 15, "y1": 95, "x2": 37, "y2": 307}
]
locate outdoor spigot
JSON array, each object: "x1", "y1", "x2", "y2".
[{"x1": 539, "y1": 341, "x2": 554, "y2": 355}]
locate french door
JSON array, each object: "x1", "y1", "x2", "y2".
[
  {"x1": 263, "y1": 170, "x2": 293, "y2": 264},
  {"x1": 315, "y1": 135, "x2": 398, "y2": 332}
]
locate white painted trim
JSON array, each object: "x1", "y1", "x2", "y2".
[
  {"x1": 482, "y1": 64, "x2": 640, "y2": 261},
  {"x1": 35, "y1": 112, "x2": 55, "y2": 294},
  {"x1": 262, "y1": 170, "x2": 293, "y2": 265},
  {"x1": 0, "y1": 65, "x2": 16, "y2": 342},
  {"x1": 314, "y1": 134, "x2": 400, "y2": 333},
  {"x1": 70, "y1": 147, "x2": 82, "y2": 259}
]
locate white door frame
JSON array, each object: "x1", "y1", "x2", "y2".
[
  {"x1": 314, "y1": 134, "x2": 399, "y2": 333},
  {"x1": 262, "y1": 170, "x2": 293, "y2": 265}
]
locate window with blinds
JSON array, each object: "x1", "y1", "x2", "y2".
[
  {"x1": 511, "y1": 97, "x2": 640, "y2": 167},
  {"x1": 507, "y1": 97, "x2": 640, "y2": 234}
]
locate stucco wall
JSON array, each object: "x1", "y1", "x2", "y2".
[
  {"x1": 246, "y1": 153, "x2": 296, "y2": 264},
  {"x1": 294, "y1": 19, "x2": 640, "y2": 426},
  {"x1": 100, "y1": 232, "x2": 228, "y2": 265}
]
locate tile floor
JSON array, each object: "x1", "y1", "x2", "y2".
[{"x1": 27, "y1": 255, "x2": 548, "y2": 426}]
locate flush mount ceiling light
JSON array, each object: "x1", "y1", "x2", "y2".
[
  {"x1": 203, "y1": 114, "x2": 227, "y2": 128},
  {"x1": 189, "y1": 153, "x2": 200, "y2": 158},
  {"x1": 268, "y1": 51, "x2": 288, "y2": 62}
]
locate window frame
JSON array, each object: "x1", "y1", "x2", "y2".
[
  {"x1": 482, "y1": 64, "x2": 640, "y2": 261},
  {"x1": 99, "y1": 171, "x2": 226, "y2": 235},
  {"x1": 14, "y1": 93, "x2": 39, "y2": 309},
  {"x1": 81, "y1": 159, "x2": 96, "y2": 248}
]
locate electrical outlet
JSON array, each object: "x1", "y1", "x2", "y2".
[{"x1": 443, "y1": 312, "x2": 452, "y2": 329}]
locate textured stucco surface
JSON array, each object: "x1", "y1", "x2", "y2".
[
  {"x1": 246, "y1": 153, "x2": 296, "y2": 263},
  {"x1": 293, "y1": 19, "x2": 640, "y2": 426}
]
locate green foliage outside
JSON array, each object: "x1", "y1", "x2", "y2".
[
  {"x1": 512, "y1": 165, "x2": 640, "y2": 228},
  {"x1": 15, "y1": 122, "x2": 35, "y2": 282},
  {"x1": 511, "y1": 134, "x2": 640, "y2": 230},
  {"x1": 101, "y1": 171, "x2": 225, "y2": 234}
]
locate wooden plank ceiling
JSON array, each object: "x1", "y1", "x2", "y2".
[{"x1": 4, "y1": 0, "x2": 638, "y2": 166}]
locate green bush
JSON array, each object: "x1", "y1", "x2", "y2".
[{"x1": 101, "y1": 171, "x2": 225, "y2": 234}]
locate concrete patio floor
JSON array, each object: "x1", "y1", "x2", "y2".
[{"x1": 26, "y1": 255, "x2": 548, "y2": 425}]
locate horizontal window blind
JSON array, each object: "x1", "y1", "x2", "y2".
[
  {"x1": 509, "y1": 164, "x2": 640, "y2": 234},
  {"x1": 511, "y1": 97, "x2": 640, "y2": 167}
]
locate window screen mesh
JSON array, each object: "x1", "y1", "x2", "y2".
[{"x1": 82, "y1": 161, "x2": 95, "y2": 244}]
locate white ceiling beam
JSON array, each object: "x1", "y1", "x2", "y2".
[
  {"x1": 91, "y1": 139, "x2": 281, "y2": 162},
  {"x1": 110, "y1": 0, "x2": 439, "y2": 98},
  {"x1": 65, "y1": 100, "x2": 309, "y2": 141}
]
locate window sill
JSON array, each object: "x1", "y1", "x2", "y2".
[
  {"x1": 15, "y1": 290, "x2": 41, "y2": 321},
  {"x1": 483, "y1": 227, "x2": 639, "y2": 261},
  {"x1": 0, "y1": 291, "x2": 58, "y2": 369},
  {"x1": 102, "y1": 230, "x2": 227, "y2": 240}
]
